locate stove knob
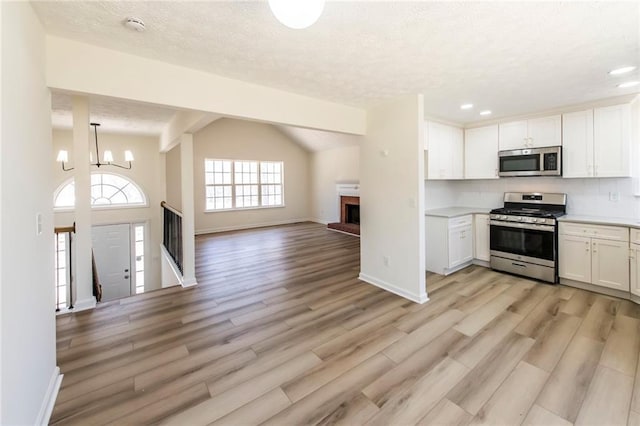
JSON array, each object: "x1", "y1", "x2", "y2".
[
  {"x1": 517, "y1": 217, "x2": 523, "y2": 222},
  {"x1": 531, "y1": 218, "x2": 538, "y2": 223}
]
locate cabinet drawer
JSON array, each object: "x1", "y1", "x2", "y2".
[
  {"x1": 559, "y1": 222, "x2": 629, "y2": 242},
  {"x1": 448, "y1": 215, "x2": 473, "y2": 228},
  {"x1": 632, "y1": 229, "x2": 640, "y2": 245}
]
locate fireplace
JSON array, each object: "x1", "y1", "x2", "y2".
[{"x1": 328, "y1": 189, "x2": 360, "y2": 236}]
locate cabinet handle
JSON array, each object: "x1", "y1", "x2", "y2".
[
  {"x1": 585, "y1": 241, "x2": 589, "y2": 252},
  {"x1": 593, "y1": 241, "x2": 597, "y2": 253}
]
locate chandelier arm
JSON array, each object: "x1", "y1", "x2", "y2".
[
  {"x1": 61, "y1": 162, "x2": 74, "y2": 172},
  {"x1": 107, "y1": 162, "x2": 133, "y2": 170}
]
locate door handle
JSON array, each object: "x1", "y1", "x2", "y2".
[
  {"x1": 124, "y1": 269, "x2": 129, "y2": 272},
  {"x1": 512, "y1": 262, "x2": 527, "y2": 268},
  {"x1": 124, "y1": 275, "x2": 130, "y2": 279}
]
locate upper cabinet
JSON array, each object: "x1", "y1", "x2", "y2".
[
  {"x1": 426, "y1": 121, "x2": 463, "y2": 180},
  {"x1": 498, "y1": 115, "x2": 562, "y2": 150},
  {"x1": 464, "y1": 125, "x2": 499, "y2": 179},
  {"x1": 562, "y1": 104, "x2": 631, "y2": 178}
]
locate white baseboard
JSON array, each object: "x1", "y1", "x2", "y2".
[
  {"x1": 72, "y1": 296, "x2": 97, "y2": 312},
  {"x1": 195, "y1": 218, "x2": 311, "y2": 235},
  {"x1": 35, "y1": 367, "x2": 63, "y2": 425},
  {"x1": 309, "y1": 218, "x2": 330, "y2": 225},
  {"x1": 358, "y1": 273, "x2": 429, "y2": 304},
  {"x1": 181, "y1": 277, "x2": 198, "y2": 288}
]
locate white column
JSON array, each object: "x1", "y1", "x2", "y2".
[
  {"x1": 180, "y1": 134, "x2": 197, "y2": 287},
  {"x1": 71, "y1": 96, "x2": 96, "y2": 310}
]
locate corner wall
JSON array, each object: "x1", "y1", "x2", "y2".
[
  {"x1": 309, "y1": 145, "x2": 361, "y2": 224},
  {"x1": 359, "y1": 95, "x2": 427, "y2": 303},
  {"x1": 193, "y1": 118, "x2": 311, "y2": 234},
  {"x1": 1, "y1": 2, "x2": 58, "y2": 423}
]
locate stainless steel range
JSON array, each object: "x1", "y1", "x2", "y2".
[{"x1": 490, "y1": 192, "x2": 567, "y2": 283}]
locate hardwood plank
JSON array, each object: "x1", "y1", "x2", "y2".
[
  {"x1": 447, "y1": 332, "x2": 535, "y2": 415},
  {"x1": 261, "y1": 353, "x2": 393, "y2": 425},
  {"x1": 469, "y1": 361, "x2": 548, "y2": 425},
  {"x1": 164, "y1": 351, "x2": 320, "y2": 425},
  {"x1": 536, "y1": 336, "x2": 604, "y2": 422},
  {"x1": 417, "y1": 398, "x2": 472, "y2": 426},
  {"x1": 454, "y1": 293, "x2": 519, "y2": 337},
  {"x1": 515, "y1": 295, "x2": 567, "y2": 339},
  {"x1": 315, "y1": 392, "x2": 379, "y2": 426},
  {"x1": 600, "y1": 315, "x2": 640, "y2": 376},
  {"x1": 366, "y1": 357, "x2": 469, "y2": 425},
  {"x1": 383, "y1": 309, "x2": 465, "y2": 363},
  {"x1": 209, "y1": 387, "x2": 292, "y2": 426},
  {"x1": 523, "y1": 404, "x2": 573, "y2": 426},
  {"x1": 575, "y1": 366, "x2": 633, "y2": 426},
  {"x1": 576, "y1": 295, "x2": 619, "y2": 342},
  {"x1": 524, "y1": 313, "x2": 582, "y2": 373}
]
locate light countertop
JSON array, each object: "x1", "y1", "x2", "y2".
[
  {"x1": 425, "y1": 206, "x2": 493, "y2": 218},
  {"x1": 558, "y1": 215, "x2": 640, "y2": 229}
]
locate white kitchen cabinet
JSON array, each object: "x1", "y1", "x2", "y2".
[
  {"x1": 426, "y1": 215, "x2": 473, "y2": 275},
  {"x1": 498, "y1": 115, "x2": 561, "y2": 150},
  {"x1": 630, "y1": 230, "x2": 640, "y2": 297},
  {"x1": 562, "y1": 109, "x2": 594, "y2": 178},
  {"x1": 562, "y1": 104, "x2": 631, "y2": 178},
  {"x1": 474, "y1": 214, "x2": 491, "y2": 262},
  {"x1": 464, "y1": 125, "x2": 499, "y2": 179},
  {"x1": 559, "y1": 222, "x2": 630, "y2": 292},
  {"x1": 426, "y1": 121, "x2": 464, "y2": 180}
]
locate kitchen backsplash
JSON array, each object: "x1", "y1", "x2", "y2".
[{"x1": 426, "y1": 177, "x2": 640, "y2": 219}]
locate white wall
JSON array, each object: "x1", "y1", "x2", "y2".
[
  {"x1": 359, "y1": 95, "x2": 427, "y2": 303},
  {"x1": 193, "y1": 118, "x2": 311, "y2": 234},
  {"x1": 310, "y1": 145, "x2": 361, "y2": 224},
  {"x1": 165, "y1": 144, "x2": 182, "y2": 211},
  {"x1": 53, "y1": 130, "x2": 165, "y2": 293},
  {"x1": 1, "y1": 2, "x2": 58, "y2": 424}
]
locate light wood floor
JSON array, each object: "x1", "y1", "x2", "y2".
[{"x1": 53, "y1": 222, "x2": 640, "y2": 425}]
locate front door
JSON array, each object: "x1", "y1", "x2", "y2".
[{"x1": 92, "y1": 224, "x2": 131, "y2": 302}]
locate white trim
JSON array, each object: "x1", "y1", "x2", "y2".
[
  {"x1": 327, "y1": 228, "x2": 361, "y2": 238},
  {"x1": 35, "y1": 367, "x2": 63, "y2": 426},
  {"x1": 358, "y1": 272, "x2": 429, "y2": 304},
  {"x1": 337, "y1": 183, "x2": 360, "y2": 197},
  {"x1": 195, "y1": 218, "x2": 311, "y2": 235},
  {"x1": 73, "y1": 296, "x2": 97, "y2": 312},
  {"x1": 160, "y1": 244, "x2": 198, "y2": 288},
  {"x1": 309, "y1": 218, "x2": 329, "y2": 225},
  {"x1": 181, "y1": 277, "x2": 198, "y2": 288}
]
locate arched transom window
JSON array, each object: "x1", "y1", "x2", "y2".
[{"x1": 54, "y1": 173, "x2": 147, "y2": 210}]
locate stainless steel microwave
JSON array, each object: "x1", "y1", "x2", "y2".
[{"x1": 498, "y1": 146, "x2": 562, "y2": 177}]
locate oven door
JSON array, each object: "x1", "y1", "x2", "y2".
[{"x1": 490, "y1": 221, "x2": 556, "y2": 267}]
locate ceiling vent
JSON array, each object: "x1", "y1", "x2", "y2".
[{"x1": 124, "y1": 17, "x2": 146, "y2": 32}]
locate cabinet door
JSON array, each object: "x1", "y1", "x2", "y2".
[
  {"x1": 562, "y1": 109, "x2": 594, "y2": 178},
  {"x1": 499, "y1": 120, "x2": 528, "y2": 150},
  {"x1": 474, "y1": 214, "x2": 491, "y2": 261},
  {"x1": 451, "y1": 126, "x2": 464, "y2": 179},
  {"x1": 465, "y1": 125, "x2": 499, "y2": 179},
  {"x1": 592, "y1": 238, "x2": 630, "y2": 291},
  {"x1": 631, "y1": 245, "x2": 640, "y2": 297},
  {"x1": 593, "y1": 104, "x2": 631, "y2": 177},
  {"x1": 460, "y1": 225, "x2": 473, "y2": 264},
  {"x1": 528, "y1": 115, "x2": 562, "y2": 148},
  {"x1": 448, "y1": 227, "x2": 462, "y2": 268},
  {"x1": 426, "y1": 121, "x2": 444, "y2": 179},
  {"x1": 559, "y1": 234, "x2": 591, "y2": 283}
]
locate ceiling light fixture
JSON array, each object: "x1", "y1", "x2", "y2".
[
  {"x1": 480, "y1": 110, "x2": 492, "y2": 116},
  {"x1": 460, "y1": 104, "x2": 473, "y2": 110},
  {"x1": 268, "y1": 0, "x2": 325, "y2": 29},
  {"x1": 617, "y1": 81, "x2": 639, "y2": 88},
  {"x1": 124, "y1": 17, "x2": 146, "y2": 32},
  {"x1": 609, "y1": 66, "x2": 636, "y2": 75},
  {"x1": 57, "y1": 123, "x2": 134, "y2": 172}
]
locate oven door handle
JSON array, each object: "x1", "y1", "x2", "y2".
[{"x1": 490, "y1": 220, "x2": 555, "y2": 232}]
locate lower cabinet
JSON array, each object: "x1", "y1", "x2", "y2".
[
  {"x1": 631, "y1": 243, "x2": 640, "y2": 297},
  {"x1": 474, "y1": 214, "x2": 490, "y2": 262},
  {"x1": 426, "y1": 215, "x2": 473, "y2": 275},
  {"x1": 559, "y1": 223, "x2": 630, "y2": 292}
]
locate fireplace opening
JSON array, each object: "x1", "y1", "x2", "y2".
[{"x1": 346, "y1": 204, "x2": 360, "y2": 225}]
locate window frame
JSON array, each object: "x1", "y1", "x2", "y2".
[
  {"x1": 53, "y1": 172, "x2": 148, "y2": 211},
  {"x1": 204, "y1": 159, "x2": 285, "y2": 212}
]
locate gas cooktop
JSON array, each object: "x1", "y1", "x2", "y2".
[{"x1": 490, "y1": 207, "x2": 566, "y2": 219}]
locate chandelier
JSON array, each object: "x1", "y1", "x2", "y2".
[{"x1": 57, "y1": 123, "x2": 134, "y2": 171}]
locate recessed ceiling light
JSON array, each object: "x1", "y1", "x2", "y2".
[
  {"x1": 460, "y1": 104, "x2": 473, "y2": 110},
  {"x1": 618, "y1": 81, "x2": 639, "y2": 88},
  {"x1": 609, "y1": 66, "x2": 636, "y2": 75},
  {"x1": 124, "y1": 17, "x2": 146, "y2": 32},
  {"x1": 479, "y1": 110, "x2": 492, "y2": 116}
]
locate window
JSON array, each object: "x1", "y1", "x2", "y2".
[
  {"x1": 55, "y1": 233, "x2": 69, "y2": 311},
  {"x1": 205, "y1": 159, "x2": 284, "y2": 211},
  {"x1": 54, "y1": 172, "x2": 147, "y2": 210},
  {"x1": 134, "y1": 224, "x2": 145, "y2": 295}
]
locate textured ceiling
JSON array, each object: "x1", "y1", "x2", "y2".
[
  {"x1": 276, "y1": 124, "x2": 362, "y2": 152},
  {"x1": 32, "y1": 1, "x2": 640, "y2": 125},
  {"x1": 52, "y1": 93, "x2": 178, "y2": 135}
]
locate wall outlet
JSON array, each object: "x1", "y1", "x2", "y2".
[
  {"x1": 383, "y1": 256, "x2": 390, "y2": 267},
  {"x1": 609, "y1": 191, "x2": 620, "y2": 202}
]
